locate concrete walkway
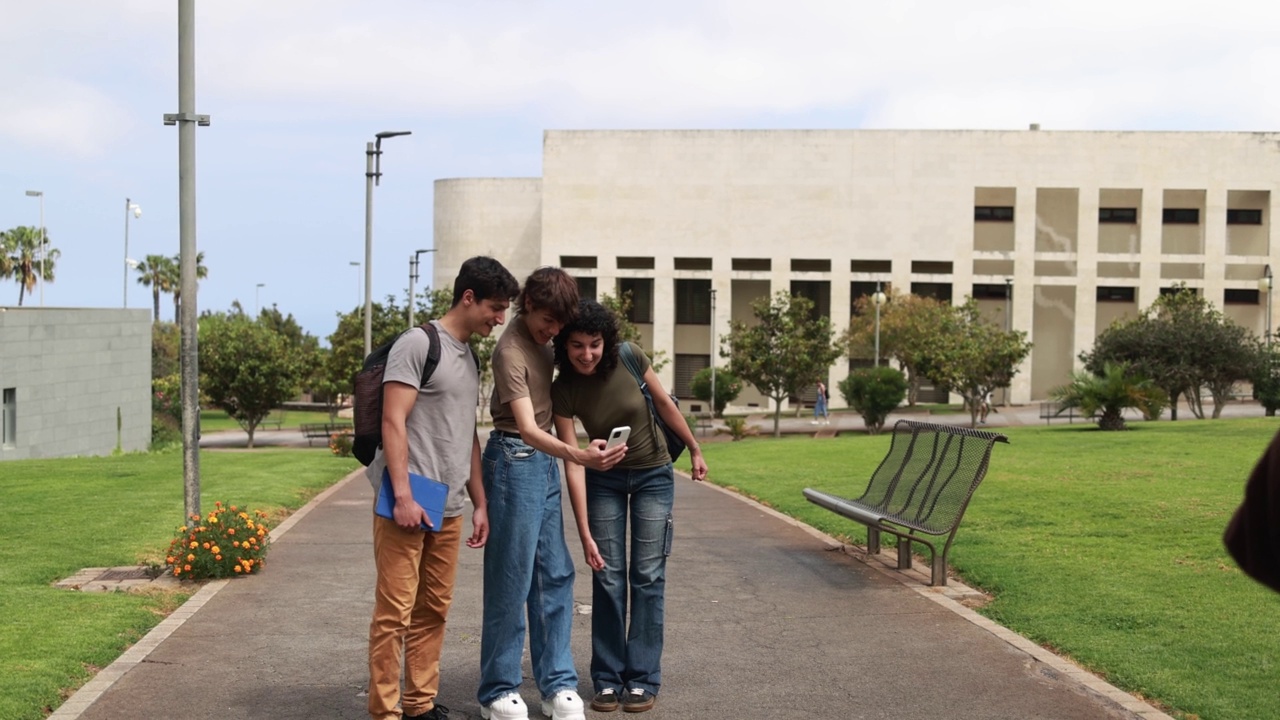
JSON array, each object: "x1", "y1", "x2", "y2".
[{"x1": 56, "y1": 448, "x2": 1181, "y2": 719}]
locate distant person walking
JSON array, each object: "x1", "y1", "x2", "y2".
[{"x1": 813, "y1": 381, "x2": 830, "y2": 425}]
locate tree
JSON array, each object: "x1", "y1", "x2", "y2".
[
  {"x1": 842, "y1": 292, "x2": 953, "y2": 406},
  {"x1": 690, "y1": 366, "x2": 743, "y2": 418},
  {"x1": 1049, "y1": 362, "x2": 1167, "y2": 431},
  {"x1": 135, "y1": 254, "x2": 175, "y2": 322},
  {"x1": 915, "y1": 299, "x2": 1032, "y2": 428},
  {"x1": 723, "y1": 291, "x2": 842, "y2": 437},
  {"x1": 1, "y1": 226, "x2": 58, "y2": 306},
  {"x1": 164, "y1": 251, "x2": 209, "y2": 322},
  {"x1": 1252, "y1": 344, "x2": 1280, "y2": 417},
  {"x1": 838, "y1": 366, "x2": 908, "y2": 435},
  {"x1": 600, "y1": 291, "x2": 669, "y2": 373},
  {"x1": 199, "y1": 312, "x2": 308, "y2": 448}
]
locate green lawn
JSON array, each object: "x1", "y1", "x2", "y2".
[
  {"x1": 199, "y1": 408, "x2": 342, "y2": 433},
  {"x1": 700, "y1": 418, "x2": 1280, "y2": 720},
  {"x1": 0, "y1": 450, "x2": 359, "y2": 720}
]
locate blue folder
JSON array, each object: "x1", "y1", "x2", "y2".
[{"x1": 375, "y1": 468, "x2": 448, "y2": 532}]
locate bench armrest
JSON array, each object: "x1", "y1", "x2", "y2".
[{"x1": 803, "y1": 489, "x2": 885, "y2": 526}]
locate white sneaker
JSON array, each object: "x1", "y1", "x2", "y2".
[
  {"x1": 540, "y1": 689, "x2": 585, "y2": 720},
  {"x1": 481, "y1": 692, "x2": 529, "y2": 720}
]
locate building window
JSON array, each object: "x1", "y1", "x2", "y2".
[
  {"x1": 673, "y1": 355, "x2": 710, "y2": 398},
  {"x1": 911, "y1": 282, "x2": 952, "y2": 302},
  {"x1": 674, "y1": 257, "x2": 713, "y2": 271},
  {"x1": 912, "y1": 261, "x2": 953, "y2": 275},
  {"x1": 1097, "y1": 286, "x2": 1136, "y2": 302},
  {"x1": 675, "y1": 279, "x2": 711, "y2": 324},
  {"x1": 732, "y1": 258, "x2": 771, "y2": 271},
  {"x1": 2, "y1": 388, "x2": 14, "y2": 448},
  {"x1": 1227, "y1": 209, "x2": 1263, "y2": 225},
  {"x1": 617, "y1": 256, "x2": 655, "y2": 269},
  {"x1": 851, "y1": 260, "x2": 892, "y2": 273},
  {"x1": 617, "y1": 278, "x2": 654, "y2": 323},
  {"x1": 1162, "y1": 208, "x2": 1200, "y2": 224},
  {"x1": 575, "y1": 277, "x2": 597, "y2": 302},
  {"x1": 1225, "y1": 288, "x2": 1261, "y2": 305},
  {"x1": 560, "y1": 255, "x2": 598, "y2": 269},
  {"x1": 1099, "y1": 207, "x2": 1138, "y2": 223},
  {"x1": 974, "y1": 206, "x2": 1014, "y2": 221},
  {"x1": 972, "y1": 283, "x2": 1010, "y2": 300},
  {"x1": 791, "y1": 259, "x2": 831, "y2": 273},
  {"x1": 791, "y1": 280, "x2": 831, "y2": 320},
  {"x1": 1160, "y1": 286, "x2": 1200, "y2": 297},
  {"x1": 850, "y1": 281, "x2": 889, "y2": 316}
]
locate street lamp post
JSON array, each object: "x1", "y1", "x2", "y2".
[
  {"x1": 408, "y1": 248, "x2": 436, "y2": 327},
  {"x1": 123, "y1": 199, "x2": 142, "y2": 307},
  {"x1": 363, "y1": 130, "x2": 412, "y2": 357},
  {"x1": 24, "y1": 191, "x2": 44, "y2": 306},
  {"x1": 709, "y1": 288, "x2": 717, "y2": 418},
  {"x1": 255, "y1": 283, "x2": 266, "y2": 316},
  {"x1": 872, "y1": 282, "x2": 887, "y2": 367},
  {"x1": 1261, "y1": 265, "x2": 1273, "y2": 346},
  {"x1": 1004, "y1": 278, "x2": 1013, "y2": 405},
  {"x1": 350, "y1": 261, "x2": 361, "y2": 308}
]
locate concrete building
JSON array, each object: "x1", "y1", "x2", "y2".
[
  {"x1": 0, "y1": 307, "x2": 152, "y2": 460},
  {"x1": 434, "y1": 129, "x2": 1278, "y2": 409}
]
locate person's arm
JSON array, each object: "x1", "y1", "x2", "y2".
[
  {"x1": 465, "y1": 432, "x2": 488, "y2": 548},
  {"x1": 644, "y1": 368, "x2": 708, "y2": 482},
  {"x1": 381, "y1": 381, "x2": 432, "y2": 528},
  {"x1": 509, "y1": 396, "x2": 625, "y2": 471},
  {"x1": 556, "y1": 414, "x2": 604, "y2": 570}
]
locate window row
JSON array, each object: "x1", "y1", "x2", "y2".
[{"x1": 976, "y1": 206, "x2": 1264, "y2": 225}]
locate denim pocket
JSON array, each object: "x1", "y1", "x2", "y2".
[{"x1": 663, "y1": 514, "x2": 674, "y2": 557}]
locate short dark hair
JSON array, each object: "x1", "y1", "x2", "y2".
[
  {"x1": 554, "y1": 300, "x2": 621, "y2": 377},
  {"x1": 517, "y1": 267, "x2": 579, "y2": 323},
  {"x1": 453, "y1": 256, "x2": 519, "y2": 307}
]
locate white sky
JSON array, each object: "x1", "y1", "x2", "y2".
[{"x1": 2, "y1": 0, "x2": 1277, "y2": 339}]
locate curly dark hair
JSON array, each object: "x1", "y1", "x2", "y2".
[
  {"x1": 517, "y1": 267, "x2": 580, "y2": 323},
  {"x1": 553, "y1": 300, "x2": 621, "y2": 377}
]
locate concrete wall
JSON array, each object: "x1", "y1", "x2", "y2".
[
  {"x1": 435, "y1": 129, "x2": 1280, "y2": 404},
  {"x1": 0, "y1": 308, "x2": 152, "y2": 460},
  {"x1": 432, "y1": 178, "x2": 543, "y2": 292}
]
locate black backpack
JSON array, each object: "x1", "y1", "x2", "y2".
[
  {"x1": 618, "y1": 342, "x2": 687, "y2": 462},
  {"x1": 351, "y1": 323, "x2": 477, "y2": 466}
]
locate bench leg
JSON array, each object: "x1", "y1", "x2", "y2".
[
  {"x1": 866, "y1": 527, "x2": 881, "y2": 555},
  {"x1": 930, "y1": 553, "x2": 948, "y2": 587},
  {"x1": 897, "y1": 538, "x2": 912, "y2": 570}
]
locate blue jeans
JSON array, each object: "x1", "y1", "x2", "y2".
[
  {"x1": 586, "y1": 463, "x2": 675, "y2": 695},
  {"x1": 478, "y1": 433, "x2": 578, "y2": 705}
]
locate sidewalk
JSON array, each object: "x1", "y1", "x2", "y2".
[{"x1": 61, "y1": 462, "x2": 1172, "y2": 719}]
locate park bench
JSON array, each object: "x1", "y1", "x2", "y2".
[
  {"x1": 300, "y1": 422, "x2": 353, "y2": 446},
  {"x1": 1039, "y1": 401, "x2": 1081, "y2": 424},
  {"x1": 803, "y1": 419, "x2": 1009, "y2": 586},
  {"x1": 691, "y1": 411, "x2": 714, "y2": 436},
  {"x1": 260, "y1": 409, "x2": 287, "y2": 431}
]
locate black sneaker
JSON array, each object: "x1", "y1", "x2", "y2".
[
  {"x1": 621, "y1": 689, "x2": 655, "y2": 713},
  {"x1": 591, "y1": 689, "x2": 620, "y2": 713},
  {"x1": 405, "y1": 703, "x2": 450, "y2": 720}
]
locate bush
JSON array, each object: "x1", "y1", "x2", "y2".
[
  {"x1": 329, "y1": 431, "x2": 353, "y2": 457},
  {"x1": 151, "y1": 413, "x2": 181, "y2": 449},
  {"x1": 839, "y1": 367, "x2": 907, "y2": 434},
  {"x1": 724, "y1": 416, "x2": 752, "y2": 441},
  {"x1": 165, "y1": 501, "x2": 271, "y2": 580},
  {"x1": 690, "y1": 367, "x2": 743, "y2": 418}
]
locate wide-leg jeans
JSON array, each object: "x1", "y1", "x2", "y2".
[
  {"x1": 478, "y1": 432, "x2": 579, "y2": 705},
  {"x1": 586, "y1": 463, "x2": 675, "y2": 695}
]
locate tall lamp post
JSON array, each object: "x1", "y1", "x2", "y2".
[
  {"x1": 872, "y1": 283, "x2": 887, "y2": 367},
  {"x1": 24, "y1": 191, "x2": 44, "y2": 306},
  {"x1": 408, "y1": 248, "x2": 436, "y2": 327},
  {"x1": 350, "y1": 261, "x2": 361, "y2": 308},
  {"x1": 1004, "y1": 277, "x2": 1013, "y2": 405},
  {"x1": 363, "y1": 130, "x2": 412, "y2": 357},
  {"x1": 123, "y1": 199, "x2": 142, "y2": 307},
  {"x1": 709, "y1": 288, "x2": 717, "y2": 417},
  {"x1": 1261, "y1": 265, "x2": 1273, "y2": 346},
  {"x1": 255, "y1": 283, "x2": 266, "y2": 316}
]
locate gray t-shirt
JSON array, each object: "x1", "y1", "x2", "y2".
[{"x1": 365, "y1": 321, "x2": 477, "y2": 517}]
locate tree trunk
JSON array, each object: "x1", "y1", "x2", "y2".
[
  {"x1": 1098, "y1": 410, "x2": 1126, "y2": 431},
  {"x1": 246, "y1": 422, "x2": 256, "y2": 449},
  {"x1": 772, "y1": 401, "x2": 783, "y2": 438},
  {"x1": 153, "y1": 287, "x2": 161, "y2": 323}
]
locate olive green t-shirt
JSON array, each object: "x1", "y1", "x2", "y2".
[
  {"x1": 490, "y1": 315, "x2": 555, "y2": 434},
  {"x1": 551, "y1": 342, "x2": 670, "y2": 469}
]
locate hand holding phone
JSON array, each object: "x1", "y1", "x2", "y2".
[{"x1": 605, "y1": 426, "x2": 631, "y2": 450}]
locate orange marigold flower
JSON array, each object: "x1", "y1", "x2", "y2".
[
  {"x1": 215, "y1": 501, "x2": 222, "y2": 508},
  {"x1": 233, "y1": 541, "x2": 241, "y2": 548},
  {"x1": 166, "y1": 556, "x2": 175, "y2": 564},
  {"x1": 234, "y1": 565, "x2": 242, "y2": 573},
  {"x1": 215, "y1": 555, "x2": 222, "y2": 561},
  {"x1": 211, "y1": 546, "x2": 220, "y2": 554},
  {"x1": 228, "y1": 528, "x2": 236, "y2": 535},
  {"x1": 258, "y1": 529, "x2": 266, "y2": 536},
  {"x1": 208, "y1": 515, "x2": 219, "y2": 524},
  {"x1": 202, "y1": 542, "x2": 210, "y2": 549},
  {"x1": 189, "y1": 541, "x2": 198, "y2": 548},
  {"x1": 173, "y1": 568, "x2": 181, "y2": 577},
  {"x1": 187, "y1": 553, "x2": 195, "y2": 562},
  {"x1": 231, "y1": 505, "x2": 238, "y2": 511},
  {"x1": 184, "y1": 564, "x2": 191, "y2": 571}
]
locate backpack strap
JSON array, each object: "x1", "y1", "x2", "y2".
[
  {"x1": 418, "y1": 322, "x2": 481, "y2": 387},
  {"x1": 617, "y1": 342, "x2": 645, "y2": 388}
]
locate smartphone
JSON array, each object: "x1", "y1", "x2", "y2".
[{"x1": 605, "y1": 425, "x2": 631, "y2": 450}]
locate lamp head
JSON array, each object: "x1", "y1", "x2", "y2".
[
  {"x1": 25, "y1": 190, "x2": 42, "y2": 197},
  {"x1": 375, "y1": 130, "x2": 412, "y2": 140},
  {"x1": 130, "y1": 204, "x2": 142, "y2": 218}
]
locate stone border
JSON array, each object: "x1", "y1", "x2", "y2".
[
  {"x1": 695, "y1": 477, "x2": 1176, "y2": 720},
  {"x1": 48, "y1": 468, "x2": 366, "y2": 720}
]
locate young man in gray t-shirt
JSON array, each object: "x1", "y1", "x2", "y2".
[{"x1": 366, "y1": 256, "x2": 518, "y2": 720}]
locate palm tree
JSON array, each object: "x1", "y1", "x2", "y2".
[
  {"x1": 1049, "y1": 362, "x2": 1168, "y2": 431},
  {"x1": 1, "y1": 226, "x2": 58, "y2": 306},
  {"x1": 135, "y1": 254, "x2": 175, "y2": 321},
  {"x1": 167, "y1": 251, "x2": 209, "y2": 322}
]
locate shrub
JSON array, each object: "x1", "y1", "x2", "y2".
[
  {"x1": 690, "y1": 367, "x2": 743, "y2": 418},
  {"x1": 839, "y1": 367, "x2": 908, "y2": 435},
  {"x1": 151, "y1": 413, "x2": 181, "y2": 449},
  {"x1": 329, "y1": 431, "x2": 353, "y2": 457},
  {"x1": 165, "y1": 501, "x2": 272, "y2": 580},
  {"x1": 723, "y1": 416, "x2": 752, "y2": 441}
]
